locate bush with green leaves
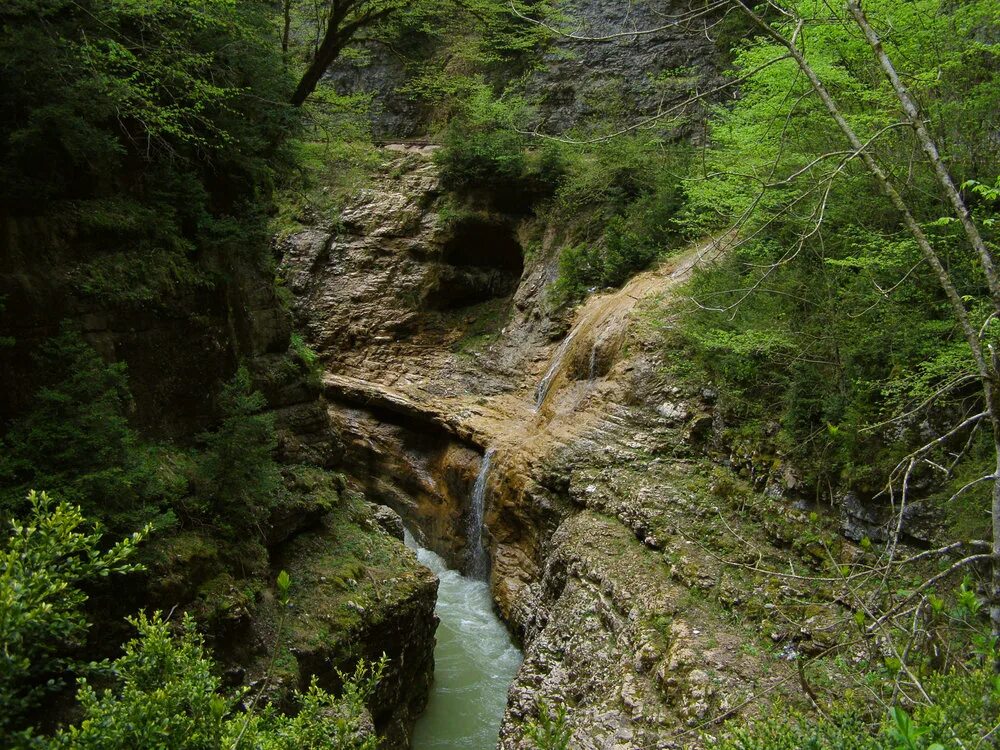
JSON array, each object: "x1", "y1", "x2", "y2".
[
  {"x1": 434, "y1": 82, "x2": 528, "y2": 191},
  {"x1": 669, "y1": 0, "x2": 1000, "y2": 516},
  {"x1": 545, "y1": 138, "x2": 690, "y2": 305},
  {"x1": 194, "y1": 367, "x2": 280, "y2": 531},
  {"x1": 0, "y1": 491, "x2": 148, "y2": 742},
  {"x1": 49, "y1": 613, "x2": 383, "y2": 750},
  {"x1": 711, "y1": 666, "x2": 999, "y2": 750},
  {"x1": 0, "y1": 0, "x2": 297, "y2": 302}
]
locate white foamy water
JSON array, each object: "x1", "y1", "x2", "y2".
[
  {"x1": 465, "y1": 448, "x2": 495, "y2": 580},
  {"x1": 405, "y1": 529, "x2": 522, "y2": 749}
]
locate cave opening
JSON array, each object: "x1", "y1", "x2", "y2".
[
  {"x1": 427, "y1": 217, "x2": 524, "y2": 311},
  {"x1": 440, "y1": 216, "x2": 524, "y2": 274}
]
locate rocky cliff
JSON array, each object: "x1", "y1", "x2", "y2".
[
  {"x1": 323, "y1": 0, "x2": 724, "y2": 139},
  {"x1": 0, "y1": 211, "x2": 437, "y2": 749},
  {"x1": 278, "y1": 151, "x2": 855, "y2": 748}
]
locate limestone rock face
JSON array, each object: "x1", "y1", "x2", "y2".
[
  {"x1": 278, "y1": 154, "x2": 532, "y2": 395},
  {"x1": 320, "y1": 1, "x2": 722, "y2": 140},
  {"x1": 328, "y1": 400, "x2": 482, "y2": 570},
  {"x1": 283, "y1": 153, "x2": 809, "y2": 748},
  {"x1": 523, "y1": 0, "x2": 723, "y2": 136},
  {"x1": 0, "y1": 215, "x2": 296, "y2": 438}
]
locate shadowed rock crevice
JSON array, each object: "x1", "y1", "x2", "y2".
[
  {"x1": 426, "y1": 216, "x2": 524, "y2": 310},
  {"x1": 441, "y1": 216, "x2": 524, "y2": 272},
  {"x1": 327, "y1": 396, "x2": 493, "y2": 573}
]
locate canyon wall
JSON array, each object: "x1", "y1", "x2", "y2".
[
  {"x1": 280, "y1": 152, "x2": 831, "y2": 748},
  {"x1": 0, "y1": 213, "x2": 437, "y2": 748}
]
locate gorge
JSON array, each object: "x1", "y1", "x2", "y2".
[
  {"x1": 1, "y1": 1, "x2": 997, "y2": 748},
  {"x1": 277, "y1": 150, "x2": 790, "y2": 748}
]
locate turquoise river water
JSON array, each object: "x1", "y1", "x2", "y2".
[{"x1": 404, "y1": 530, "x2": 522, "y2": 749}]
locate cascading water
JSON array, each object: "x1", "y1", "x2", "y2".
[
  {"x1": 534, "y1": 330, "x2": 577, "y2": 410},
  {"x1": 406, "y1": 528, "x2": 522, "y2": 749},
  {"x1": 466, "y1": 448, "x2": 495, "y2": 580}
]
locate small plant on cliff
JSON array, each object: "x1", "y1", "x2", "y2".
[
  {"x1": 290, "y1": 333, "x2": 323, "y2": 388},
  {"x1": 0, "y1": 491, "x2": 149, "y2": 743},
  {"x1": 194, "y1": 367, "x2": 280, "y2": 534},
  {"x1": 525, "y1": 698, "x2": 572, "y2": 750}
]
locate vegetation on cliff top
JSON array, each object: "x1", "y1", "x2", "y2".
[{"x1": 3, "y1": 0, "x2": 1000, "y2": 746}]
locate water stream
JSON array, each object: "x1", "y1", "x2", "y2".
[
  {"x1": 534, "y1": 330, "x2": 577, "y2": 410},
  {"x1": 465, "y1": 448, "x2": 495, "y2": 580},
  {"x1": 406, "y1": 529, "x2": 522, "y2": 749}
]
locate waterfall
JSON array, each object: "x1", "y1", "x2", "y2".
[
  {"x1": 534, "y1": 330, "x2": 577, "y2": 410},
  {"x1": 588, "y1": 343, "x2": 598, "y2": 380},
  {"x1": 466, "y1": 448, "x2": 495, "y2": 580}
]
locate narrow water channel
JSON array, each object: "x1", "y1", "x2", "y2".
[{"x1": 405, "y1": 529, "x2": 522, "y2": 749}]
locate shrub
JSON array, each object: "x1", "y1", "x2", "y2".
[
  {"x1": 435, "y1": 82, "x2": 527, "y2": 191},
  {"x1": 711, "y1": 667, "x2": 1000, "y2": 750},
  {"x1": 49, "y1": 614, "x2": 383, "y2": 750},
  {"x1": 545, "y1": 139, "x2": 689, "y2": 306},
  {"x1": 0, "y1": 491, "x2": 148, "y2": 742},
  {"x1": 438, "y1": 123, "x2": 526, "y2": 190},
  {"x1": 194, "y1": 367, "x2": 280, "y2": 532}
]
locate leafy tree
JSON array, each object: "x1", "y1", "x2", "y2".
[
  {"x1": 0, "y1": 0, "x2": 297, "y2": 303},
  {"x1": 0, "y1": 329, "x2": 139, "y2": 518},
  {"x1": 284, "y1": 0, "x2": 555, "y2": 107},
  {"x1": 289, "y1": 0, "x2": 408, "y2": 106},
  {"x1": 435, "y1": 82, "x2": 528, "y2": 190},
  {"x1": 0, "y1": 491, "x2": 148, "y2": 742},
  {"x1": 195, "y1": 367, "x2": 280, "y2": 531},
  {"x1": 678, "y1": 0, "x2": 1000, "y2": 656}
]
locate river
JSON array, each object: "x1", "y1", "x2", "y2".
[{"x1": 405, "y1": 529, "x2": 522, "y2": 749}]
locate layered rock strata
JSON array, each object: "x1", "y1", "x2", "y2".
[{"x1": 281, "y1": 152, "x2": 809, "y2": 748}]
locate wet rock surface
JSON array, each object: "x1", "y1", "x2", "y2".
[{"x1": 282, "y1": 150, "x2": 806, "y2": 748}]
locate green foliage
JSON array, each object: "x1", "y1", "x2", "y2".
[
  {"x1": 270, "y1": 92, "x2": 381, "y2": 239},
  {"x1": 435, "y1": 82, "x2": 528, "y2": 191},
  {"x1": 712, "y1": 667, "x2": 999, "y2": 749},
  {"x1": 50, "y1": 613, "x2": 383, "y2": 750},
  {"x1": 0, "y1": 0, "x2": 297, "y2": 300},
  {"x1": 194, "y1": 367, "x2": 280, "y2": 532},
  {"x1": 525, "y1": 698, "x2": 571, "y2": 750},
  {"x1": 545, "y1": 138, "x2": 690, "y2": 305},
  {"x1": 0, "y1": 329, "x2": 141, "y2": 519},
  {"x1": 671, "y1": 0, "x2": 1000, "y2": 504},
  {"x1": 1, "y1": 506, "x2": 380, "y2": 749},
  {"x1": 0, "y1": 491, "x2": 148, "y2": 741},
  {"x1": 290, "y1": 333, "x2": 323, "y2": 387}
]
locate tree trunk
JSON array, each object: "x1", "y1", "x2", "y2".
[
  {"x1": 290, "y1": 42, "x2": 342, "y2": 106},
  {"x1": 993, "y1": 428, "x2": 1000, "y2": 671},
  {"x1": 847, "y1": 0, "x2": 1000, "y2": 673},
  {"x1": 733, "y1": 0, "x2": 1000, "y2": 670},
  {"x1": 845, "y1": 0, "x2": 1000, "y2": 317},
  {"x1": 282, "y1": 0, "x2": 292, "y2": 56}
]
